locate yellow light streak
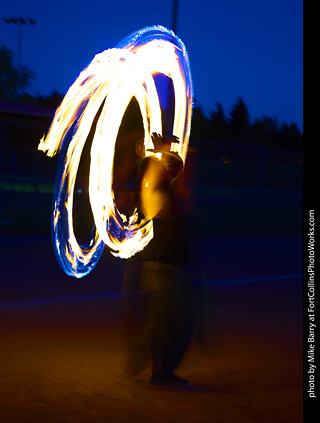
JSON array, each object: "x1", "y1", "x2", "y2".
[{"x1": 38, "y1": 26, "x2": 193, "y2": 277}]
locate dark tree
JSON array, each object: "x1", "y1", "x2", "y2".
[
  {"x1": 36, "y1": 90, "x2": 64, "y2": 109},
  {"x1": 251, "y1": 116, "x2": 279, "y2": 147},
  {"x1": 190, "y1": 102, "x2": 210, "y2": 139},
  {"x1": 228, "y1": 97, "x2": 250, "y2": 143},
  {"x1": 0, "y1": 45, "x2": 35, "y2": 101},
  {"x1": 209, "y1": 102, "x2": 229, "y2": 141},
  {"x1": 278, "y1": 122, "x2": 303, "y2": 149}
]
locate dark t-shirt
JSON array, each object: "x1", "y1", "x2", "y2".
[{"x1": 138, "y1": 156, "x2": 189, "y2": 265}]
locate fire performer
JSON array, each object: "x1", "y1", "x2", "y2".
[{"x1": 121, "y1": 132, "x2": 196, "y2": 387}]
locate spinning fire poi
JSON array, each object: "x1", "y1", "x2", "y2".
[{"x1": 38, "y1": 25, "x2": 193, "y2": 278}]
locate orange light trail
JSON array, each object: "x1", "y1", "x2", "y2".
[{"x1": 38, "y1": 26, "x2": 193, "y2": 278}]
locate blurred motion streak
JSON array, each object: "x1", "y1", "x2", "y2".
[{"x1": 37, "y1": 26, "x2": 193, "y2": 278}]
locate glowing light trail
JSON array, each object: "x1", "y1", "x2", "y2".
[{"x1": 38, "y1": 26, "x2": 193, "y2": 278}]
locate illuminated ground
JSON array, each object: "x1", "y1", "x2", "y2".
[{"x1": 0, "y1": 235, "x2": 303, "y2": 422}]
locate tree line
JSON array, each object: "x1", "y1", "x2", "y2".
[
  {"x1": 0, "y1": 45, "x2": 64, "y2": 108},
  {"x1": 190, "y1": 98, "x2": 302, "y2": 150},
  {"x1": 1, "y1": 45, "x2": 302, "y2": 150}
]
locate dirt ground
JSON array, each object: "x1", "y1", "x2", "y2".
[{"x1": 0, "y1": 236, "x2": 303, "y2": 422}]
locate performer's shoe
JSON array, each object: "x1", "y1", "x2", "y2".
[{"x1": 151, "y1": 372, "x2": 190, "y2": 387}]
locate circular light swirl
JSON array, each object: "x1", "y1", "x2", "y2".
[{"x1": 38, "y1": 25, "x2": 193, "y2": 278}]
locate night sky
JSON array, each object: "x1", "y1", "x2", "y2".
[{"x1": 1, "y1": 0, "x2": 303, "y2": 131}]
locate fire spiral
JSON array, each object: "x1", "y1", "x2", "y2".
[{"x1": 38, "y1": 25, "x2": 193, "y2": 278}]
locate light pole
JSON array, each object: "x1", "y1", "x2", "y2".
[
  {"x1": 3, "y1": 17, "x2": 37, "y2": 67},
  {"x1": 172, "y1": 0, "x2": 179, "y2": 33},
  {"x1": 164, "y1": 0, "x2": 179, "y2": 136}
]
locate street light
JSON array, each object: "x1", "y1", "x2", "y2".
[{"x1": 3, "y1": 17, "x2": 37, "y2": 67}]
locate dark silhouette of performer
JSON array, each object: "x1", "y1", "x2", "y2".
[{"x1": 121, "y1": 133, "x2": 196, "y2": 387}]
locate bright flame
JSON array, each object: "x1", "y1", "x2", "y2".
[{"x1": 38, "y1": 25, "x2": 193, "y2": 278}]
